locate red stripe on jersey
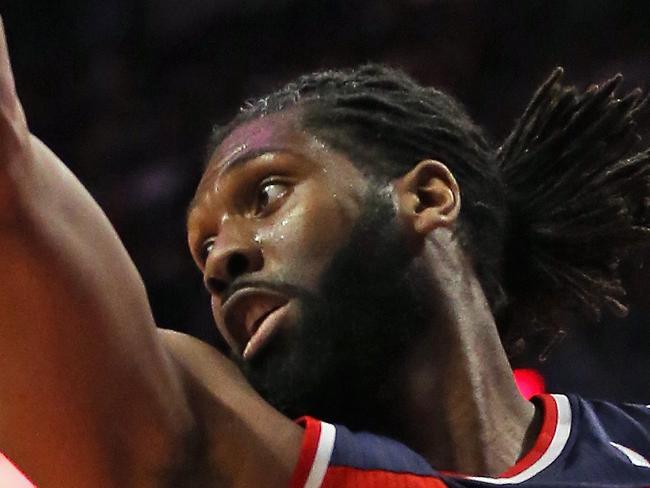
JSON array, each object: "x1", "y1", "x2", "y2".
[
  {"x1": 289, "y1": 416, "x2": 322, "y2": 488},
  {"x1": 498, "y1": 394, "x2": 558, "y2": 477},
  {"x1": 322, "y1": 466, "x2": 448, "y2": 488}
]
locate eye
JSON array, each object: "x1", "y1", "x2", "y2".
[
  {"x1": 254, "y1": 180, "x2": 289, "y2": 216},
  {"x1": 200, "y1": 239, "x2": 215, "y2": 264}
]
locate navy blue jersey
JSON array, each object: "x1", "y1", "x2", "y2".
[{"x1": 290, "y1": 394, "x2": 650, "y2": 487}]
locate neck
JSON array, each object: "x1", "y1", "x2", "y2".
[{"x1": 394, "y1": 231, "x2": 540, "y2": 476}]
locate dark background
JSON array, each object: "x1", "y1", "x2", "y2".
[{"x1": 2, "y1": 0, "x2": 649, "y2": 401}]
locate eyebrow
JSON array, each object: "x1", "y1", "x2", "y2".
[
  {"x1": 185, "y1": 146, "x2": 299, "y2": 223},
  {"x1": 217, "y1": 146, "x2": 287, "y2": 179}
]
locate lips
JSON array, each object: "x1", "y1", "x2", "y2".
[{"x1": 221, "y1": 287, "x2": 290, "y2": 359}]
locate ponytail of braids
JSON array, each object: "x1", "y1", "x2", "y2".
[{"x1": 496, "y1": 68, "x2": 650, "y2": 357}]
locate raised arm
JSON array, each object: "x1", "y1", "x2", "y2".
[
  {"x1": 0, "y1": 18, "x2": 196, "y2": 486},
  {"x1": 0, "y1": 18, "x2": 304, "y2": 487}
]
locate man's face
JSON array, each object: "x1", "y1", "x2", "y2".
[{"x1": 187, "y1": 111, "x2": 429, "y2": 432}]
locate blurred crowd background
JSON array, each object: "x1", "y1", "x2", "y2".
[{"x1": 3, "y1": 0, "x2": 649, "y2": 401}]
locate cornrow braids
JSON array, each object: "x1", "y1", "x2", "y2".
[{"x1": 209, "y1": 65, "x2": 650, "y2": 359}]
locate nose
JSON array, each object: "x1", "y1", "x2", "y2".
[{"x1": 203, "y1": 226, "x2": 263, "y2": 296}]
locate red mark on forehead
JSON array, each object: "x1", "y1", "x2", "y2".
[{"x1": 214, "y1": 111, "x2": 300, "y2": 164}]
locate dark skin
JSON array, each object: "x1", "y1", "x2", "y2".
[
  {"x1": 187, "y1": 111, "x2": 370, "y2": 361},
  {"x1": 188, "y1": 110, "x2": 540, "y2": 475},
  {"x1": 0, "y1": 19, "x2": 538, "y2": 485}
]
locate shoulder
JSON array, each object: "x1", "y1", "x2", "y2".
[
  {"x1": 530, "y1": 393, "x2": 650, "y2": 485},
  {"x1": 158, "y1": 328, "x2": 257, "y2": 393},
  {"x1": 578, "y1": 396, "x2": 650, "y2": 426},
  {"x1": 571, "y1": 395, "x2": 650, "y2": 466},
  {"x1": 453, "y1": 394, "x2": 650, "y2": 486},
  {"x1": 158, "y1": 329, "x2": 303, "y2": 488},
  {"x1": 292, "y1": 417, "x2": 448, "y2": 488},
  {"x1": 571, "y1": 395, "x2": 650, "y2": 440}
]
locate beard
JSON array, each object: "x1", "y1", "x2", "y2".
[{"x1": 233, "y1": 187, "x2": 431, "y2": 437}]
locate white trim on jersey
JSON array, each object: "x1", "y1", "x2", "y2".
[
  {"x1": 304, "y1": 421, "x2": 336, "y2": 488},
  {"x1": 610, "y1": 442, "x2": 650, "y2": 468},
  {"x1": 466, "y1": 394, "x2": 572, "y2": 485}
]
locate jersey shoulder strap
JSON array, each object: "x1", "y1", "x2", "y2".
[{"x1": 289, "y1": 416, "x2": 449, "y2": 488}]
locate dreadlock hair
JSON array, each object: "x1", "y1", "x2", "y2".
[{"x1": 209, "y1": 65, "x2": 650, "y2": 359}]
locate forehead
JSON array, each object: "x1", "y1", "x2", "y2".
[
  {"x1": 209, "y1": 110, "x2": 304, "y2": 171},
  {"x1": 193, "y1": 111, "x2": 306, "y2": 200},
  {"x1": 190, "y1": 110, "x2": 364, "y2": 211}
]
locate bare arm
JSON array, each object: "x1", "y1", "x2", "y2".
[
  {"x1": 0, "y1": 18, "x2": 198, "y2": 486},
  {"x1": 0, "y1": 18, "x2": 304, "y2": 487}
]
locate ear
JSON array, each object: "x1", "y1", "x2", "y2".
[{"x1": 393, "y1": 160, "x2": 461, "y2": 237}]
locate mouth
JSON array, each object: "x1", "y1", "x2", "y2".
[{"x1": 221, "y1": 287, "x2": 291, "y2": 360}]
